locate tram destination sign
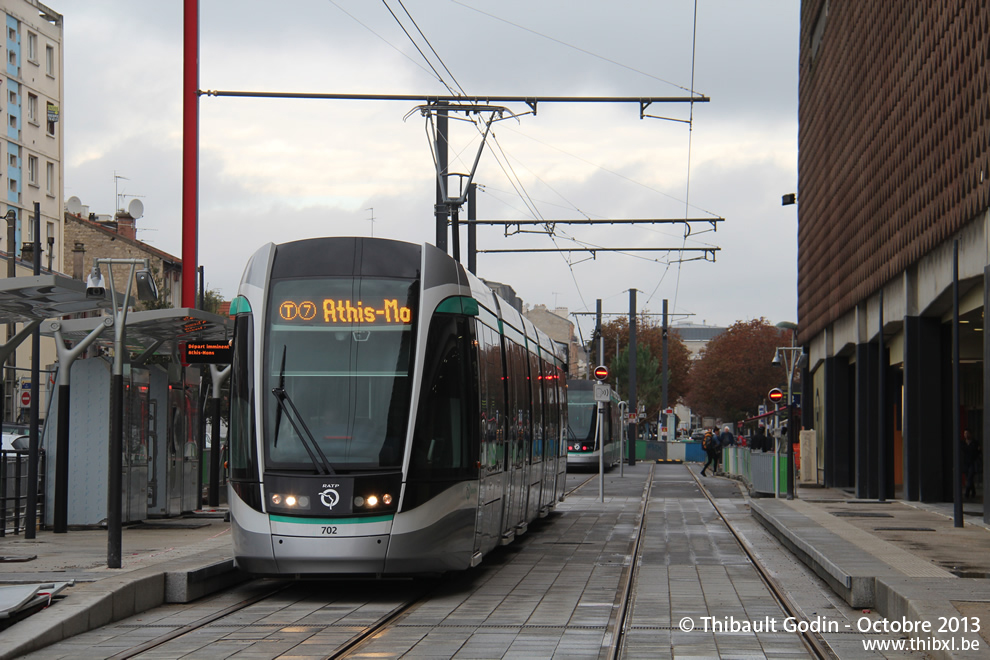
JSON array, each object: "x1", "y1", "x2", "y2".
[{"x1": 181, "y1": 341, "x2": 232, "y2": 364}]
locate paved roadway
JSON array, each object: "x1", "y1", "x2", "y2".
[{"x1": 16, "y1": 464, "x2": 818, "y2": 659}]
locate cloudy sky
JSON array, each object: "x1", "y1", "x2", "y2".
[{"x1": 53, "y1": 0, "x2": 798, "y2": 342}]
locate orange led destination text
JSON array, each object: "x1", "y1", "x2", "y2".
[{"x1": 279, "y1": 299, "x2": 412, "y2": 324}]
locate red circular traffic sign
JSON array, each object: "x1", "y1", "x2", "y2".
[
  {"x1": 768, "y1": 388, "x2": 784, "y2": 402},
  {"x1": 593, "y1": 365, "x2": 609, "y2": 381},
  {"x1": 20, "y1": 391, "x2": 31, "y2": 407}
]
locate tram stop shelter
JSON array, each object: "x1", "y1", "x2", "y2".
[
  {"x1": 40, "y1": 307, "x2": 232, "y2": 528},
  {"x1": 0, "y1": 274, "x2": 117, "y2": 535}
]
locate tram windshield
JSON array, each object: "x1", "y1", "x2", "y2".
[
  {"x1": 567, "y1": 387, "x2": 596, "y2": 444},
  {"x1": 264, "y1": 277, "x2": 417, "y2": 472}
]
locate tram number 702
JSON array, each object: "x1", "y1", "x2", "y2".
[{"x1": 321, "y1": 526, "x2": 338, "y2": 535}]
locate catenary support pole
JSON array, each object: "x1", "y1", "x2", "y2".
[
  {"x1": 182, "y1": 0, "x2": 199, "y2": 307},
  {"x1": 467, "y1": 183, "x2": 477, "y2": 274},
  {"x1": 662, "y1": 299, "x2": 669, "y2": 439},
  {"x1": 25, "y1": 203, "x2": 41, "y2": 539},
  {"x1": 627, "y1": 289, "x2": 637, "y2": 466},
  {"x1": 434, "y1": 109, "x2": 448, "y2": 253}
]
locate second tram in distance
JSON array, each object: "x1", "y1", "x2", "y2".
[
  {"x1": 226, "y1": 236, "x2": 568, "y2": 576},
  {"x1": 566, "y1": 379, "x2": 621, "y2": 469}
]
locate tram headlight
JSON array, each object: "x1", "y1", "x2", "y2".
[
  {"x1": 354, "y1": 493, "x2": 394, "y2": 509},
  {"x1": 269, "y1": 493, "x2": 311, "y2": 510}
]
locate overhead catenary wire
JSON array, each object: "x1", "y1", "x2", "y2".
[{"x1": 381, "y1": 0, "x2": 463, "y2": 97}]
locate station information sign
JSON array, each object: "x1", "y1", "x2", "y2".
[{"x1": 181, "y1": 341, "x2": 233, "y2": 364}]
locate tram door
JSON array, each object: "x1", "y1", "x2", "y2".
[{"x1": 474, "y1": 321, "x2": 505, "y2": 556}]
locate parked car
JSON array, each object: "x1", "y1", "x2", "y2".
[{"x1": 1, "y1": 433, "x2": 28, "y2": 451}]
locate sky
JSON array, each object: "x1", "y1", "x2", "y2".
[{"x1": 52, "y1": 0, "x2": 799, "y2": 344}]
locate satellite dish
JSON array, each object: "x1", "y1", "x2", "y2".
[
  {"x1": 66, "y1": 196, "x2": 83, "y2": 215},
  {"x1": 128, "y1": 198, "x2": 144, "y2": 219}
]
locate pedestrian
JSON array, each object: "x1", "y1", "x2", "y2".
[
  {"x1": 752, "y1": 425, "x2": 768, "y2": 452},
  {"x1": 962, "y1": 430, "x2": 981, "y2": 499},
  {"x1": 714, "y1": 425, "x2": 733, "y2": 471},
  {"x1": 701, "y1": 428, "x2": 719, "y2": 477}
]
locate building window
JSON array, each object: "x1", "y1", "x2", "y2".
[
  {"x1": 7, "y1": 28, "x2": 15, "y2": 42},
  {"x1": 8, "y1": 114, "x2": 15, "y2": 129},
  {"x1": 27, "y1": 155, "x2": 36, "y2": 185},
  {"x1": 8, "y1": 179, "x2": 16, "y2": 193},
  {"x1": 27, "y1": 94, "x2": 36, "y2": 123},
  {"x1": 7, "y1": 50, "x2": 15, "y2": 67},
  {"x1": 46, "y1": 103, "x2": 56, "y2": 136},
  {"x1": 45, "y1": 161, "x2": 53, "y2": 196},
  {"x1": 27, "y1": 33, "x2": 36, "y2": 62},
  {"x1": 45, "y1": 45, "x2": 54, "y2": 77},
  {"x1": 8, "y1": 153, "x2": 16, "y2": 169}
]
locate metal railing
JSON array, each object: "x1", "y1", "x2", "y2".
[{"x1": 1, "y1": 448, "x2": 44, "y2": 536}]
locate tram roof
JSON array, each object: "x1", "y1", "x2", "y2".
[
  {"x1": 41, "y1": 307, "x2": 232, "y2": 355},
  {"x1": 0, "y1": 274, "x2": 118, "y2": 323}
]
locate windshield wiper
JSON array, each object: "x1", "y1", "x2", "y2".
[{"x1": 271, "y1": 346, "x2": 335, "y2": 475}]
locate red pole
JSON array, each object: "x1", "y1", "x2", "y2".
[{"x1": 182, "y1": 0, "x2": 199, "y2": 308}]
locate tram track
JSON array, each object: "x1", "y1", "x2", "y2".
[
  {"x1": 602, "y1": 462, "x2": 655, "y2": 660},
  {"x1": 687, "y1": 466, "x2": 837, "y2": 660}
]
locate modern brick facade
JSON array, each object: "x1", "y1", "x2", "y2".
[
  {"x1": 798, "y1": 0, "x2": 990, "y2": 514},
  {"x1": 798, "y1": 0, "x2": 990, "y2": 343}
]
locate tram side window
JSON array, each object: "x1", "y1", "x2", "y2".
[
  {"x1": 229, "y1": 314, "x2": 258, "y2": 481},
  {"x1": 529, "y1": 352, "x2": 544, "y2": 463},
  {"x1": 478, "y1": 322, "x2": 503, "y2": 469},
  {"x1": 410, "y1": 316, "x2": 478, "y2": 479}
]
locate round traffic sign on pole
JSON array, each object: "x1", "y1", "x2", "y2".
[
  {"x1": 594, "y1": 365, "x2": 609, "y2": 381},
  {"x1": 20, "y1": 391, "x2": 31, "y2": 407},
  {"x1": 768, "y1": 388, "x2": 784, "y2": 403}
]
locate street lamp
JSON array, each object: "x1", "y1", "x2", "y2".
[
  {"x1": 774, "y1": 321, "x2": 805, "y2": 500},
  {"x1": 94, "y1": 258, "x2": 158, "y2": 569}
]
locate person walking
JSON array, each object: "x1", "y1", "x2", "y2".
[
  {"x1": 962, "y1": 430, "x2": 981, "y2": 499},
  {"x1": 716, "y1": 425, "x2": 734, "y2": 472},
  {"x1": 701, "y1": 428, "x2": 719, "y2": 477}
]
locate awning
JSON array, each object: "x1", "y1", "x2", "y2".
[
  {"x1": 0, "y1": 274, "x2": 116, "y2": 324},
  {"x1": 42, "y1": 307, "x2": 232, "y2": 357}
]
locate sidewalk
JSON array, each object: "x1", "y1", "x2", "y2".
[
  {"x1": 743, "y1": 477, "x2": 990, "y2": 658},
  {"x1": 0, "y1": 510, "x2": 239, "y2": 659}
]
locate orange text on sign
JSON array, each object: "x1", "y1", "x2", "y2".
[{"x1": 278, "y1": 299, "x2": 412, "y2": 324}]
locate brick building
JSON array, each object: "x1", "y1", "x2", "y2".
[
  {"x1": 63, "y1": 211, "x2": 181, "y2": 307},
  {"x1": 798, "y1": 1, "x2": 989, "y2": 517}
]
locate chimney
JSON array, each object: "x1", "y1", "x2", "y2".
[
  {"x1": 72, "y1": 242, "x2": 85, "y2": 280},
  {"x1": 115, "y1": 212, "x2": 136, "y2": 240},
  {"x1": 20, "y1": 242, "x2": 34, "y2": 265}
]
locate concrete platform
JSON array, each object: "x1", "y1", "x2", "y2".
[
  {"x1": 1, "y1": 472, "x2": 989, "y2": 659},
  {"x1": 750, "y1": 490, "x2": 990, "y2": 659}
]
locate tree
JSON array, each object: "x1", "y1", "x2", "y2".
[
  {"x1": 684, "y1": 318, "x2": 790, "y2": 422},
  {"x1": 595, "y1": 313, "x2": 692, "y2": 417},
  {"x1": 201, "y1": 288, "x2": 225, "y2": 315},
  {"x1": 609, "y1": 345, "x2": 662, "y2": 416}
]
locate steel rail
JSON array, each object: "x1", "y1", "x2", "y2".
[
  {"x1": 689, "y1": 467, "x2": 836, "y2": 660},
  {"x1": 603, "y1": 462, "x2": 656, "y2": 659},
  {"x1": 106, "y1": 580, "x2": 292, "y2": 660}
]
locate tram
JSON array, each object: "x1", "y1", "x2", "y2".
[
  {"x1": 566, "y1": 379, "x2": 621, "y2": 469},
  {"x1": 227, "y1": 237, "x2": 568, "y2": 575}
]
